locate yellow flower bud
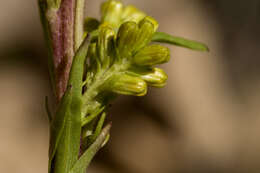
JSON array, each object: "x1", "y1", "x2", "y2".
[
  {"x1": 140, "y1": 68, "x2": 167, "y2": 87},
  {"x1": 106, "y1": 73, "x2": 147, "y2": 96},
  {"x1": 87, "y1": 43, "x2": 101, "y2": 72},
  {"x1": 133, "y1": 45, "x2": 170, "y2": 66},
  {"x1": 140, "y1": 16, "x2": 158, "y2": 31},
  {"x1": 127, "y1": 67, "x2": 168, "y2": 87},
  {"x1": 101, "y1": 0, "x2": 123, "y2": 28},
  {"x1": 97, "y1": 25, "x2": 115, "y2": 66},
  {"x1": 133, "y1": 18, "x2": 155, "y2": 52},
  {"x1": 121, "y1": 5, "x2": 146, "y2": 24},
  {"x1": 116, "y1": 21, "x2": 138, "y2": 58}
]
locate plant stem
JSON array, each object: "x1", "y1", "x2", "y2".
[
  {"x1": 75, "y1": 0, "x2": 85, "y2": 50},
  {"x1": 46, "y1": 0, "x2": 76, "y2": 102}
]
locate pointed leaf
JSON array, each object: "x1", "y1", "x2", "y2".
[
  {"x1": 48, "y1": 86, "x2": 73, "y2": 172},
  {"x1": 152, "y1": 32, "x2": 209, "y2": 51},
  {"x1": 50, "y1": 36, "x2": 91, "y2": 173},
  {"x1": 69, "y1": 124, "x2": 112, "y2": 173},
  {"x1": 89, "y1": 112, "x2": 106, "y2": 143}
]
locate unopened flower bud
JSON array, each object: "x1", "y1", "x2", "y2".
[
  {"x1": 133, "y1": 18, "x2": 155, "y2": 52},
  {"x1": 140, "y1": 68, "x2": 167, "y2": 87},
  {"x1": 121, "y1": 5, "x2": 146, "y2": 24},
  {"x1": 101, "y1": 0, "x2": 123, "y2": 28},
  {"x1": 87, "y1": 43, "x2": 101, "y2": 72},
  {"x1": 128, "y1": 67, "x2": 168, "y2": 87},
  {"x1": 97, "y1": 25, "x2": 115, "y2": 66},
  {"x1": 133, "y1": 45, "x2": 170, "y2": 66},
  {"x1": 140, "y1": 16, "x2": 158, "y2": 31},
  {"x1": 116, "y1": 21, "x2": 138, "y2": 58},
  {"x1": 106, "y1": 73, "x2": 147, "y2": 96}
]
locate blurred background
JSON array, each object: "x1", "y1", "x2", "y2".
[{"x1": 1, "y1": 0, "x2": 260, "y2": 172}]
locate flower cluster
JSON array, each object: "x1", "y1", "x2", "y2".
[
  {"x1": 83, "y1": 0, "x2": 169, "y2": 101},
  {"x1": 40, "y1": 1, "x2": 209, "y2": 172}
]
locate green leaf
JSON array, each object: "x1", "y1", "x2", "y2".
[
  {"x1": 49, "y1": 36, "x2": 91, "y2": 173},
  {"x1": 69, "y1": 124, "x2": 112, "y2": 173},
  {"x1": 152, "y1": 32, "x2": 209, "y2": 51},
  {"x1": 81, "y1": 106, "x2": 105, "y2": 127},
  {"x1": 48, "y1": 86, "x2": 73, "y2": 173},
  {"x1": 89, "y1": 112, "x2": 106, "y2": 144},
  {"x1": 68, "y1": 35, "x2": 91, "y2": 97}
]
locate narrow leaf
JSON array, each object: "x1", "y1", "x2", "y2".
[
  {"x1": 48, "y1": 86, "x2": 73, "y2": 172},
  {"x1": 68, "y1": 35, "x2": 91, "y2": 98},
  {"x1": 69, "y1": 124, "x2": 112, "y2": 173},
  {"x1": 55, "y1": 35, "x2": 91, "y2": 172},
  {"x1": 50, "y1": 35, "x2": 91, "y2": 173},
  {"x1": 89, "y1": 112, "x2": 106, "y2": 143},
  {"x1": 152, "y1": 32, "x2": 209, "y2": 51},
  {"x1": 81, "y1": 106, "x2": 105, "y2": 127}
]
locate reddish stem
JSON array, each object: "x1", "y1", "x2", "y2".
[{"x1": 47, "y1": 0, "x2": 76, "y2": 102}]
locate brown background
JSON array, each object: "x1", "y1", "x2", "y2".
[{"x1": 1, "y1": 0, "x2": 260, "y2": 172}]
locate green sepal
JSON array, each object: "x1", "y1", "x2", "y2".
[
  {"x1": 68, "y1": 124, "x2": 112, "y2": 173},
  {"x1": 152, "y1": 32, "x2": 209, "y2": 51}
]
